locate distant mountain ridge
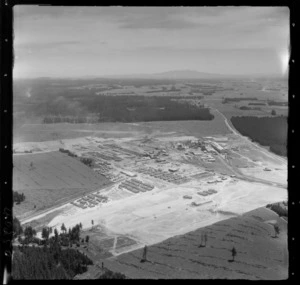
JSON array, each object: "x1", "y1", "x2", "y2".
[
  {"x1": 101, "y1": 70, "x2": 283, "y2": 80},
  {"x1": 15, "y1": 70, "x2": 286, "y2": 81},
  {"x1": 149, "y1": 70, "x2": 225, "y2": 79},
  {"x1": 103, "y1": 70, "x2": 228, "y2": 79}
]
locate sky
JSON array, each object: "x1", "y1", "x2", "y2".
[{"x1": 13, "y1": 6, "x2": 290, "y2": 78}]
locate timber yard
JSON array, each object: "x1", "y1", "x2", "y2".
[{"x1": 14, "y1": 128, "x2": 287, "y2": 253}]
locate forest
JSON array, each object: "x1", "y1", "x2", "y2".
[
  {"x1": 13, "y1": 244, "x2": 93, "y2": 279},
  {"x1": 12, "y1": 221, "x2": 92, "y2": 279},
  {"x1": 239, "y1": 106, "x2": 261, "y2": 111},
  {"x1": 40, "y1": 95, "x2": 214, "y2": 123},
  {"x1": 248, "y1": 102, "x2": 266, "y2": 106},
  {"x1": 14, "y1": 78, "x2": 215, "y2": 125},
  {"x1": 12, "y1": 218, "x2": 126, "y2": 279},
  {"x1": 267, "y1": 100, "x2": 288, "y2": 106},
  {"x1": 231, "y1": 116, "x2": 287, "y2": 156},
  {"x1": 222, "y1": 97, "x2": 258, "y2": 103},
  {"x1": 266, "y1": 201, "x2": 287, "y2": 218}
]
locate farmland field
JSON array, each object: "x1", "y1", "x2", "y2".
[
  {"x1": 100, "y1": 207, "x2": 287, "y2": 280},
  {"x1": 13, "y1": 151, "x2": 110, "y2": 219}
]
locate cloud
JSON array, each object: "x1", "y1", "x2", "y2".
[
  {"x1": 260, "y1": 6, "x2": 290, "y2": 20},
  {"x1": 14, "y1": 5, "x2": 69, "y2": 19},
  {"x1": 116, "y1": 6, "x2": 289, "y2": 31},
  {"x1": 135, "y1": 46, "x2": 275, "y2": 52},
  {"x1": 14, "y1": 6, "x2": 214, "y2": 30},
  {"x1": 14, "y1": 6, "x2": 289, "y2": 32},
  {"x1": 15, "y1": 40, "x2": 82, "y2": 52},
  {"x1": 120, "y1": 17, "x2": 199, "y2": 30},
  {"x1": 115, "y1": 7, "x2": 215, "y2": 30},
  {"x1": 13, "y1": 6, "x2": 289, "y2": 78}
]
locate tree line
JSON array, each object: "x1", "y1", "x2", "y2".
[
  {"x1": 59, "y1": 148, "x2": 78, "y2": 157},
  {"x1": 16, "y1": 222, "x2": 84, "y2": 247},
  {"x1": 39, "y1": 95, "x2": 214, "y2": 123},
  {"x1": 12, "y1": 217, "x2": 126, "y2": 279},
  {"x1": 58, "y1": 149, "x2": 93, "y2": 167},
  {"x1": 13, "y1": 191, "x2": 26, "y2": 205},
  {"x1": 13, "y1": 243, "x2": 93, "y2": 279},
  {"x1": 223, "y1": 97, "x2": 258, "y2": 103},
  {"x1": 239, "y1": 106, "x2": 261, "y2": 111},
  {"x1": 43, "y1": 115, "x2": 99, "y2": 124},
  {"x1": 266, "y1": 201, "x2": 288, "y2": 218},
  {"x1": 79, "y1": 157, "x2": 94, "y2": 167}
]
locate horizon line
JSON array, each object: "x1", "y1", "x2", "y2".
[{"x1": 13, "y1": 70, "x2": 287, "y2": 80}]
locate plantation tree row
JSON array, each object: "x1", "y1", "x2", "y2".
[{"x1": 43, "y1": 115, "x2": 99, "y2": 124}]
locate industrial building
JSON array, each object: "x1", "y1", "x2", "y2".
[
  {"x1": 210, "y1": 142, "x2": 224, "y2": 153},
  {"x1": 120, "y1": 170, "x2": 137, "y2": 177}
]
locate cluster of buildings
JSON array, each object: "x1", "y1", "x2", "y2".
[
  {"x1": 107, "y1": 173, "x2": 126, "y2": 183},
  {"x1": 210, "y1": 142, "x2": 225, "y2": 154},
  {"x1": 71, "y1": 193, "x2": 108, "y2": 209},
  {"x1": 92, "y1": 150, "x2": 122, "y2": 162},
  {"x1": 179, "y1": 138, "x2": 227, "y2": 154},
  {"x1": 206, "y1": 176, "x2": 227, "y2": 184},
  {"x1": 118, "y1": 178, "x2": 154, "y2": 194},
  {"x1": 93, "y1": 160, "x2": 113, "y2": 174},
  {"x1": 197, "y1": 189, "x2": 218, "y2": 196},
  {"x1": 120, "y1": 170, "x2": 137, "y2": 178},
  {"x1": 185, "y1": 151, "x2": 216, "y2": 163},
  {"x1": 141, "y1": 148, "x2": 169, "y2": 161},
  {"x1": 137, "y1": 167, "x2": 189, "y2": 185},
  {"x1": 104, "y1": 143, "x2": 142, "y2": 157},
  {"x1": 190, "y1": 171, "x2": 213, "y2": 180},
  {"x1": 173, "y1": 139, "x2": 228, "y2": 164},
  {"x1": 183, "y1": 195, "x2": 193, "y2": 199}
]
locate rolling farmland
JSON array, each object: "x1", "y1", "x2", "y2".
[
  {"x1": 99, "y1": 207, "x2": 287, "y2": 280},
  {"x1": 13, "y1": 151, "x2": 110, "y2": 219}
]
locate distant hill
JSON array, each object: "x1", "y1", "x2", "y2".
[
  {"x1": 103, "y1": 70, "x2": 228, "y2": 80},
  {"x1": 101, "y1": 70, "x2": 286, "y2": 80},
  {"x1": 15, "y1": 70, "x2": 286, "y2": 81},
  {"x1": 101, "y1": 70, "x2": 287, "y2": 80},
  {"x1": 150, "y1": 70, "x2": 225, "y2": 79}
]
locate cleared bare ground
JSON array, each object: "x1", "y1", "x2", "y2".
[
  {"x1": 46, "y1": 179, "x2": 286, "y2": 243},
  {"x1": 96, "y1": 207, "x2": 288, "y2": 280}
]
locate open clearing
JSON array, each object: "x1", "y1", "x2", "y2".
[
  {"x1": 78, "y1": 207, "x2": 288, "y2": 280},
  {"x1": 43, "y1": 178, "x2": 286, "y2": 248}
]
